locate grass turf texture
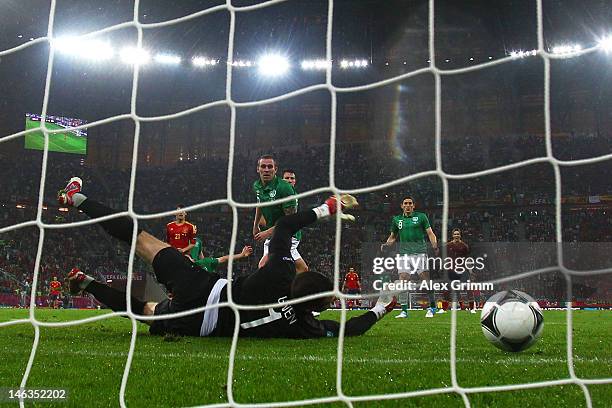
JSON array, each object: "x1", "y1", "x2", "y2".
[
  {"x1": 24, "y1": 119, "x2": 87, "y2": 155},
  {"x1": 0, "y1": 309, "x2": 609, "y2": 407}
]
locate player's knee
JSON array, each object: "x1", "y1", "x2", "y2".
[{"x1": 143, "y1": 302, "x2": 157, "y2": 316}]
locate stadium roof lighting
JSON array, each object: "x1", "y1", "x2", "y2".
[
  {"x1": 192, "y1": 56, "x2": 218, "y2": 67},
  {"x1": 340, "y1": 58, "x2": 368, "y2": 69},
  {"x1": 551, "y1": 44, "x2": 582, "y2": 54},
  {"x1": 120, "y1": 47, "x2": 150, "y2": 65},
  {"x1": 154, "y1": 53, "x2": 181, "y2": 65},
  {"x1": 230, "y1": 59, "x2": 253, "y2": 67},
  {"x1": 469, "y1": 57, "x2": 474, "y2": 61},
  {"x1": 52, "y1": 36, "x2": 114, "y2": 61},
  {"x1": 509, "y1": 49, "x2": 537, "y2": 59},
  {"x1": 598, "y1": 36, "x2": 612, "y2": 52},
  {"x1": 257, "y1": 54, "x2": 289, "y2": 76},
  {"x1": 301, "y1": 59, "x2": 330, "y2": 70}
]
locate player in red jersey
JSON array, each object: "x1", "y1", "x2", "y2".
[
  {"x1": 49, "y1": 276, "x2": 62, "y2": 309},
  {"x1": 166, "y1": 205, "x2": 197, "y2": 255},
  {"x1": 446, "y1": 228, "x2": 476, "y2": 313},
  {"x1": 342, "y1": 267, "x2": 362, "y2": 309}
]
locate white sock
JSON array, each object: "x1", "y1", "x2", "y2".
[
  {"x1": 312, "y1": 203, "x2": 330, "y2": 219},
  {"x1": 370, "y1": 304, "x2": 387, "y2": 320},
  {"x1": 72, "y1": 193, "x2": 87, "y2": 207}
]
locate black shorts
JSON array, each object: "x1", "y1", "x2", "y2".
[
  {"x1": 149, "y1": 247, "x2": 222, "y2": 336},
  {"x1": 346, "y1": 288, "x2": 360, "y2": 295},
  {"x1": 50, "y1": 293, "x2": 60, "y2": 301}
]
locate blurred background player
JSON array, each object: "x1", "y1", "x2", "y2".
[
  {"x1": 281, "y1": 168, "x2": 308, "y2": 273},
  {"x1": 252, "y1": 156, "x2": 303, "y2": 271},
  {"x1": 166, "y1": 205, "x2": 197, "y2": 255},
  {"x1": 446, "y1": 228, "x2": 476, "y2": 313},
  {"x1": 48, "y1": 276, "x2": 62, "y2": 309},
  {"x1": 342, "y1": 267, "x2": 362, "y2": 309},
  {"x1": 381, "y1": 196, "x2": 439, "y2": 318}
]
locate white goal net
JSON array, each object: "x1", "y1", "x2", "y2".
[{"x1": 0, "y1": 0, "x2": 611, "y2": 407}]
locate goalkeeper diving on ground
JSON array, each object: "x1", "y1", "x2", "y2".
[{"x1": 58, "y1": 177, "x2": 396, "y2": 338}]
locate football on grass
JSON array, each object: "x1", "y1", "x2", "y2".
[{"x1": 480, "y1": 290, "x2": 544, "y2": 352}]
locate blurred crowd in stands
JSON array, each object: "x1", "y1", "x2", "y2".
[{"x1": 1, "y1": 134, "x2": 611, "y2": 305}]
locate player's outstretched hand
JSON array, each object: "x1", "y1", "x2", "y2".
[
  {"x1": 254, "y1": 229, "x2": 272, "y2": 242},
  {"x1": 241, "y1": 246, "x2": 253, "y2": 257}
]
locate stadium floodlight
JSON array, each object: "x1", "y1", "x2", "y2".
[
  {"x1": 154, "y1": 53, "x2": 181, "y2": 65},
  {"x1": 598, "y1": 36, "x2": 612, "y2": 52},
  {"x1": 52, "y1": 36, "x2": 114, "y2": 61},
  {"x1": 340, "y1": 59, "x2": 349, "y2": 69},
  {"x1": 257, "y1": 54, "x2": 289, "y2": 76},
  {"x1": 120, "y1": 47, "x2": 150, "y2": 65}
]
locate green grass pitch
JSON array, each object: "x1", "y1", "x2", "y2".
[
  {"x1": 24, "y1": 119, "x2": 87, "y2": 155},
  {"x1": 0, "y1": 309, "x2": 609, "y2": 407}
]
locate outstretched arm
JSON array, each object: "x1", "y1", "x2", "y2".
[
  {"x1": 380, "y1": 232, "x2": 397, "y2": 251},
  {"x1": 425, "y1": 227, "x2": 438, "y2": 254},
  {"x1": 216, "y1": 246, "x2": 253, "y2": 264},
  {"x1": 319, "y1": 312, "x2": 378, "y2": 337},
  {"x1": 313, "y1": 296, "x2": 396, "y2": 337}
]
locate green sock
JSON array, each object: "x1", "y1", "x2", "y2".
[{"x1": 402, "y1": 304, "x2": 408, "y2": 313}]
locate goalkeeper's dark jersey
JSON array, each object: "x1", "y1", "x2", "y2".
[{"x1": 212, "y1": 258, "x2": 377, "y2": 339}]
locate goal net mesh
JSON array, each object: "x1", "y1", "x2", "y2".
[{"x1": 0, "y1": 0, "x2": 610, "y2": 406}]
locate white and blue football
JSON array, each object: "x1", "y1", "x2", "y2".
[{"x1": 481, "y1": 290, "x2": 544, "y2": 352}]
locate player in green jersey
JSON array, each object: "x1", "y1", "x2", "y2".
[
  {"x1": 188, "y1": 238, "x2": 253, "y2": 273},
  {"x1": 252, "y1": 156, "x2": 306, "y2": 272},
  {"x1": 381, "y1": 196, "x2": 439, "y2": 318}
]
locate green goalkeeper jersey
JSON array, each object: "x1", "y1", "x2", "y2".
[
  {"x1": 390, "y1": 212, "x2": 431, "y2": 255},
  {"x1": 253, "y1": 176, "x2": 301, "y2": 241}
]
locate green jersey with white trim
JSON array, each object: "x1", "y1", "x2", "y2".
[{"x1": 390, "y1": 212, "x2": 431, "y2": 254}]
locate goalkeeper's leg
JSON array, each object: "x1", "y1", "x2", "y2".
[
  {"x1": 67, "y1": 267, "x2": 155, "y2": 320},
  {"x1": 57, "y1": 177, "x2": 194, "y2": 292},
  {"x1": 267, "y1": 194, "x2": 357, "y2": 261}
]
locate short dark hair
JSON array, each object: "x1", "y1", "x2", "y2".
[
  {"x1": 452, "y1": 228, "x2": 461, "y2": 234},
  {"x1": 257, "y1": 154, "x2": 276, "y2": 166},
  {"x1": 176, "y1": 204, "x2": 185, "y2": 209},
  {"x1": 290, "y1": 272, "x2": 333, "y2": 312},
  {"x1": 402, "y1": 196, "x2": 414, "y2": 203},
  {"x1": 282, "y1": 169, "x2": 295, "y2": 175}
]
